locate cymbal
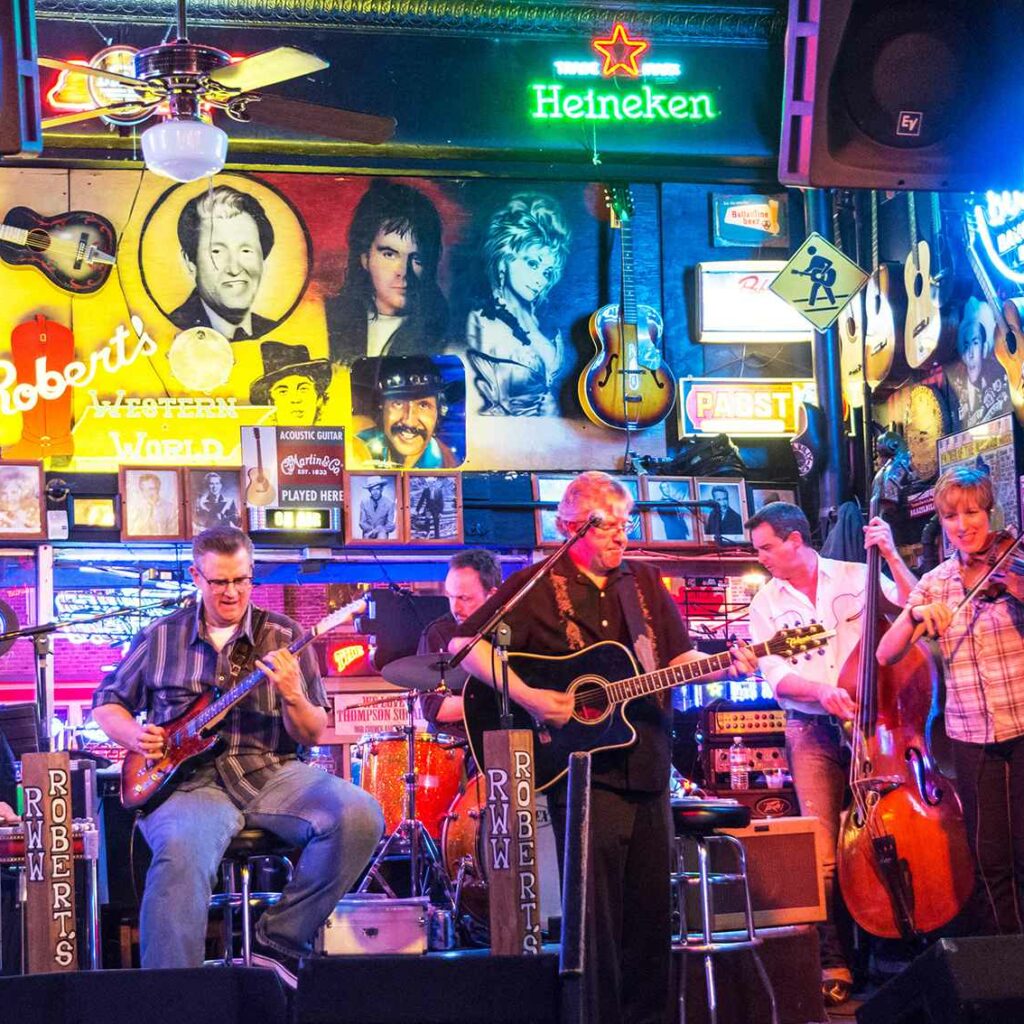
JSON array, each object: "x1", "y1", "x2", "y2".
[{"x1": 380, "y1": 654, "x2": 468, "y2": 691}]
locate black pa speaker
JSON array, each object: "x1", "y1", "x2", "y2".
[
  {"x1": 856, "y1": 936, "x2": 1024, "y2": 1024},
  {"x1": 779, "y1": 0, "x2": 1024, "y2": 190},
  {"x1": 0, "y1": 0, "x2": 42, "y2": 157}
]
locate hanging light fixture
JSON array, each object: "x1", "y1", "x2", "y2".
[{"x1": 141, "y1": 113, "x2": 227, "y2": 182}]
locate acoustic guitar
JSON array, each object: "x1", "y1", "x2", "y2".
[
  {"x1": 903, "y1": 191, "x2": 956, "y2": 369},
  {"x1": 863, "y1": 191, "x2": 908, "y2": 390},
  {"x1": 833, "y1": 190, "x2": 866, "y2": 410},
  {"x1": 245, "y1": 427, "x2": 276, "y2": 506},
  {"x1": 462, "y1": 625, "x2": 832, "y2": 792},
  {"x1": 963, "y1": 208, "x2": 1024, "y2": 421},
  {"x1": 121, "y1": 596, "x2": 367, "y2": 810},
  {"x1": 578, "y1": 185, "x2": 676, "y2": 431},
  {"x1": 0, "y1": 206, "x2": 116, "y2": 294}
]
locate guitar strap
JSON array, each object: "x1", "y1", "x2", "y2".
[
  {"x1": 619, "y1": 574, "x2": 657, "y2": 676},
  {"x1": 225, "y1": 607, "x2": 269, "y2": 686}
]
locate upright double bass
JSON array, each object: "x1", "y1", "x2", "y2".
[{"x1": 836, "y1": 471, "x2": 974, "y2": 940}]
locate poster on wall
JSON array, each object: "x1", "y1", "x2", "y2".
[
  {"x1": 937, "y1": 414, "x2": 1019, "y2": 545},
  {"x1": 240, "y1": 426, "x2": 344, "y2": 510},
  {"x1": 0, "y1": 169, "x2": 665, "y2": 478},
  {"x1": 712, "y1": 194, "x2": 789, "y2": 248}
]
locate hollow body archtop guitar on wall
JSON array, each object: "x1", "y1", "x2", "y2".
[{"x1": 579, "y1": 185, "x2": 676, "y2": 430}]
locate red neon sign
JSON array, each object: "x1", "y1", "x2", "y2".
[{"x1": 592, "y1": 23, "x2": 650, "y2": 78}]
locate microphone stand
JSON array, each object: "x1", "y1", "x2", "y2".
[
  {"x1": 449, "y1": 515, "x2": 600, "y2": 730},
  {"x1": 0, "y1": 594, "x2": 191, "y2": 751}
]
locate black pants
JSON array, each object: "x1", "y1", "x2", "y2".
[
  {"x1": 951, "y1": 735, "x2": 1024, "y2": 935},
  {"x1": 548, "y1": 783, "x2": 673, "y2": 1024}
]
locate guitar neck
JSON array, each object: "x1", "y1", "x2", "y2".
[
  {"x1": 964, "y1": 211, "x2": 1004, "y2": 323},
  {"x1": 619, "y1": 215, "x2": 638, "y2": 327},
  {"x1": 870, "y1": 191, "x2": 880, "y2": 273},
  {"x1": 604, "y1": 637, "x2": 785, "y2": 707},
  {"x1": 908, "y1": 191, "x2": 920, "y2": 270},
  {"x1": 0, "y1": 223, "x2": 29, "y2": 248}
]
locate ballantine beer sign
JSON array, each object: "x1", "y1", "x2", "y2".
[{"x1": 530, "y1": 23, "x2": 718, "y2": 125}]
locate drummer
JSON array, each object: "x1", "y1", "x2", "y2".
[{"x1": 416, "y1": 549, "x2": 502, "y2": 742}]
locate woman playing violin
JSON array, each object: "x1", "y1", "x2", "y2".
[{"x1": 878, "y1": 465, "x2": 1024, "y2": 935}]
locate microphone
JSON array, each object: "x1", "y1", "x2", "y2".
[
  {"x1": 157, "y1": 592, "x2": 194, "y2": 608},
  {"x1": 588, "y1": 510, "x2": 606, "y2": 527}
]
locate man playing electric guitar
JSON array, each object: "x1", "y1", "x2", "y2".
[
  {"x1": 451, "y1": 472, "x2": 757, "y2": 1024},
  {"x1": 91, "y1": 526, "x2": 383, "y2": 987}
]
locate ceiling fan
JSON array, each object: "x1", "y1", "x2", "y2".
[{"x1": 37, "y1": 0, "x2": 396, "y2": 182}]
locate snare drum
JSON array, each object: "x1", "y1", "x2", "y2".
[{"x1": 357, "y1": 732, "x2": 466, "y2": 839}]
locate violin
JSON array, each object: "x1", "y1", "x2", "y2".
[{"x1": 961, "y1": 530, "x2": 1024, "y2": 602}]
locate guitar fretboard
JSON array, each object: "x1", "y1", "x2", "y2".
[
  {"x1": 603, "y1": 635, "x2": 819, "y2": 706},
  {"x1": 0, "y1": 224, "x2": 29, "y2": 247},
  {"x1": 619, "y1": 215, "x2": 637, "y2": 326}
]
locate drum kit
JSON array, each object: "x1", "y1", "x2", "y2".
[{"x1": 350, "y1": 652, "x2": 497, "y2": 938}]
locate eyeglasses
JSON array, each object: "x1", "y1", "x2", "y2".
[
  {"x1": 575, "y1": 518, "x2": 630, "y2": 535},
  {"x1": 195, "y1": 569, "x2": 254, "y2": 593}
]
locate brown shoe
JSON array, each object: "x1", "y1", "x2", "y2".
[{"x1": 822, "y1": 966, "x2": 853, "y2": 1007}]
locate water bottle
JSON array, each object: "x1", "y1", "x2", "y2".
[{"x1": 728, "y1": 736, "x2": 750, "y2": 791}]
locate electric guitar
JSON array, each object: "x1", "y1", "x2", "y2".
[
  {"x1": 863, "y1": 191, "x2": 908, "y2": 390},
  {"x1": 903, "y1": 191, "x2": 950, "y2": 369},
  {"x1": 963, "y1": 207, "x2": 1024, "y2": 422},
  {"x1": 578, "y1": 185, "x2": 677, "y2": 430},
  {"x1": 245, "y1": 427, "x2": 276, "y2": 506},
  {"x1": 462, "y1": 625, "x2": 832, "y2": 792},
  {"x1": 0, "y1": 207, "x2": 117, "y2": 294},
  {"x1": 120, "y1": 596, "x2": 367, "y2": 810}
]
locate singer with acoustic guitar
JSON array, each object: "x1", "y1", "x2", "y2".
[
  {"x1": 90, "y1": 526, "x2": 383, "y2": 987},
  {"x1": 451, "y1": 472, "x2": 757, "y2": 1024}
]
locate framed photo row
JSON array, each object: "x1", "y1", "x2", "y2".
[
  {"x1": 119, "y1": 467, "x2": 247, "y2": 542},
  {"x1": 530, "y1": 474, "x2": 777, "y2": 548},
  {"x1": 344, "y1": 471, "x2": 463, "y2": 546}
]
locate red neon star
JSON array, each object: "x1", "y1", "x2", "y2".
[{"x1": 593, "y1": 23, "x2": 650, "y2": 78}]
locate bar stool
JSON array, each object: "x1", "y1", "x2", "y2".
[
  {"x1": 209, "y1": 828, "x2": 294, "y2": 966},
  {"x1": 670, "y1": 799, "x2": 778, "y2": 1024}
]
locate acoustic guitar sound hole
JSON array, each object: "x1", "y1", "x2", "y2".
[
  {"x1": 572, "y1": 679, "x2": 609, "y2": 722},
  {"x1": 1008, "y1": 330, "x2": 1018, "y2": 356}
]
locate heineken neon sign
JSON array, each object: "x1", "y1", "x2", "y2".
[{"x1": 530, "y1": 23, "x2": 718, "y2": 126}]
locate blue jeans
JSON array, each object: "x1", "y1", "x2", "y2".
[
  {"x1": 786, "y1": 714, "x2": 849, "y2": 972},
  {"x1": 138, "y1": 761, "x2": 384, "y2": 968}
]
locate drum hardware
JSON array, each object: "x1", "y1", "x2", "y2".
[{"x1": 358, "y1": 656, "x2": 464, "y2": 904}]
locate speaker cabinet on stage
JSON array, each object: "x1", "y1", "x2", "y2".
[
  {"x1": 778, "y1": 0, "x2": 1024, "y2": 191},
  {"x1": 857, "y1": 937, "x2": 1024, "y2": 1024},
  {"x1": 0, "y1": 0, "x2": 41, "y2": 156},
  {"x1": 677, "y1": 816, "x2": 825, "y2": 932}
]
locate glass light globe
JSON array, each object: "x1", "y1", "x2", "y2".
[{"x1": 141, "y1": 118, "x2": 228, "y2": 182}]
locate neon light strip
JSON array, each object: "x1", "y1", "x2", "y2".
[{"x1": 973, "y1": 204, "x2": 1024, "y2": 284}]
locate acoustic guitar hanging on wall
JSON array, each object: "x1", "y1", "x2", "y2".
[
  {"x1": 578, "y1": 186, "x2": 676, "y2": 431},
  {"x1": 0, "y1": 207, "x2": 116, "y2": 294}
]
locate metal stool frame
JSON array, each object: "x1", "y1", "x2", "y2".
[{"x1": 672, "y1": 831, "x2": 779, "y2": 1024}]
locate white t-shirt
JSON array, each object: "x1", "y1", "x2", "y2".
[
  {"x1": 207, "y1": 624, "x2": 238, "y2": 653},
  {"x1": 366, "y1": 314, "x2": 405, "y2": 358},
  {"x1": 748, "y1": 555, "x2": 898, "y2": 715}
]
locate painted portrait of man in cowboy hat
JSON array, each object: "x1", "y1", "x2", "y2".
[
  {"x1": 250, "y1": 341, "x2": 333, "y2": 426},
  {"x1": 350, "y1": 355, "x2": 463, "y2": 469}
]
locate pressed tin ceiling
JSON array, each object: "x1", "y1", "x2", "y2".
[{"x1": 34, "y1": 0, "x2": 785, "y2": 43}]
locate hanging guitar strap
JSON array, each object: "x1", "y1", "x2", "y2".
[
  {"x1": 224, "y1": 607, "x2": 269, "y2": 689},
  {"x1": 619, "y1": 574, "x2": 658, "y2": 677}
]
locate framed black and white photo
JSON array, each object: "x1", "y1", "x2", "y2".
[
  {"x1": 612, "y1": 475, "x2": 646, "y2": 545},
  {"x1": 532, "y1": 473, "x2": 577, "y2": 546},
  {"x1": 345, "y1": 472, "x2": 403, "y2": 545},
  {"x1": 120, "y1": 467, "x2": 185, "y2": 541},
  {"x1": 640, "y1": 476, "x2": 701, "y2": 547},
  {"x1": 405, "y1": 472, "x2": 462, "y2": 544},
  {"x1": 694, "y1": 477, "x2": 749, "y2": 544},
  {"x1": 747, "y1": 483, "x2": 797, "y2": 515},
  {"x1": 0, "y1": 461, "x2": 45, "y2": 540},
  {"x1": 186, "y1": 468, "x2": 245, "y2": 537}
]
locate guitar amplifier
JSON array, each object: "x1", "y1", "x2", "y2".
[{"x1": 700, "y1": 699, "x2": 789, "y2": 796}]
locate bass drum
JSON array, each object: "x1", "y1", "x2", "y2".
[{"x1": 441, "y1": 775, "x2": 561, "y2": 934}]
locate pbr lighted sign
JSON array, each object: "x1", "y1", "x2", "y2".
[
  {"x1": 679, "y1": 378, "x2": 817, "y2": 437},
  {"x1": 530, "y1": 23, "x2": 718, "y2": 125}
]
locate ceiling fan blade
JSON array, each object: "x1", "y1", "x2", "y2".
[
  {"x1": 208, "y1": 47, "x2": 329, "y2": 94},
  {"x1": 42, "y1": 103, "x2": 157, "y2": 129},
  {"x1": 241, "y1": 93, "x2": 396, "y2": 144},
  {"x1": 38, "y1": 55, "x2": 150, "y2": 91}
]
